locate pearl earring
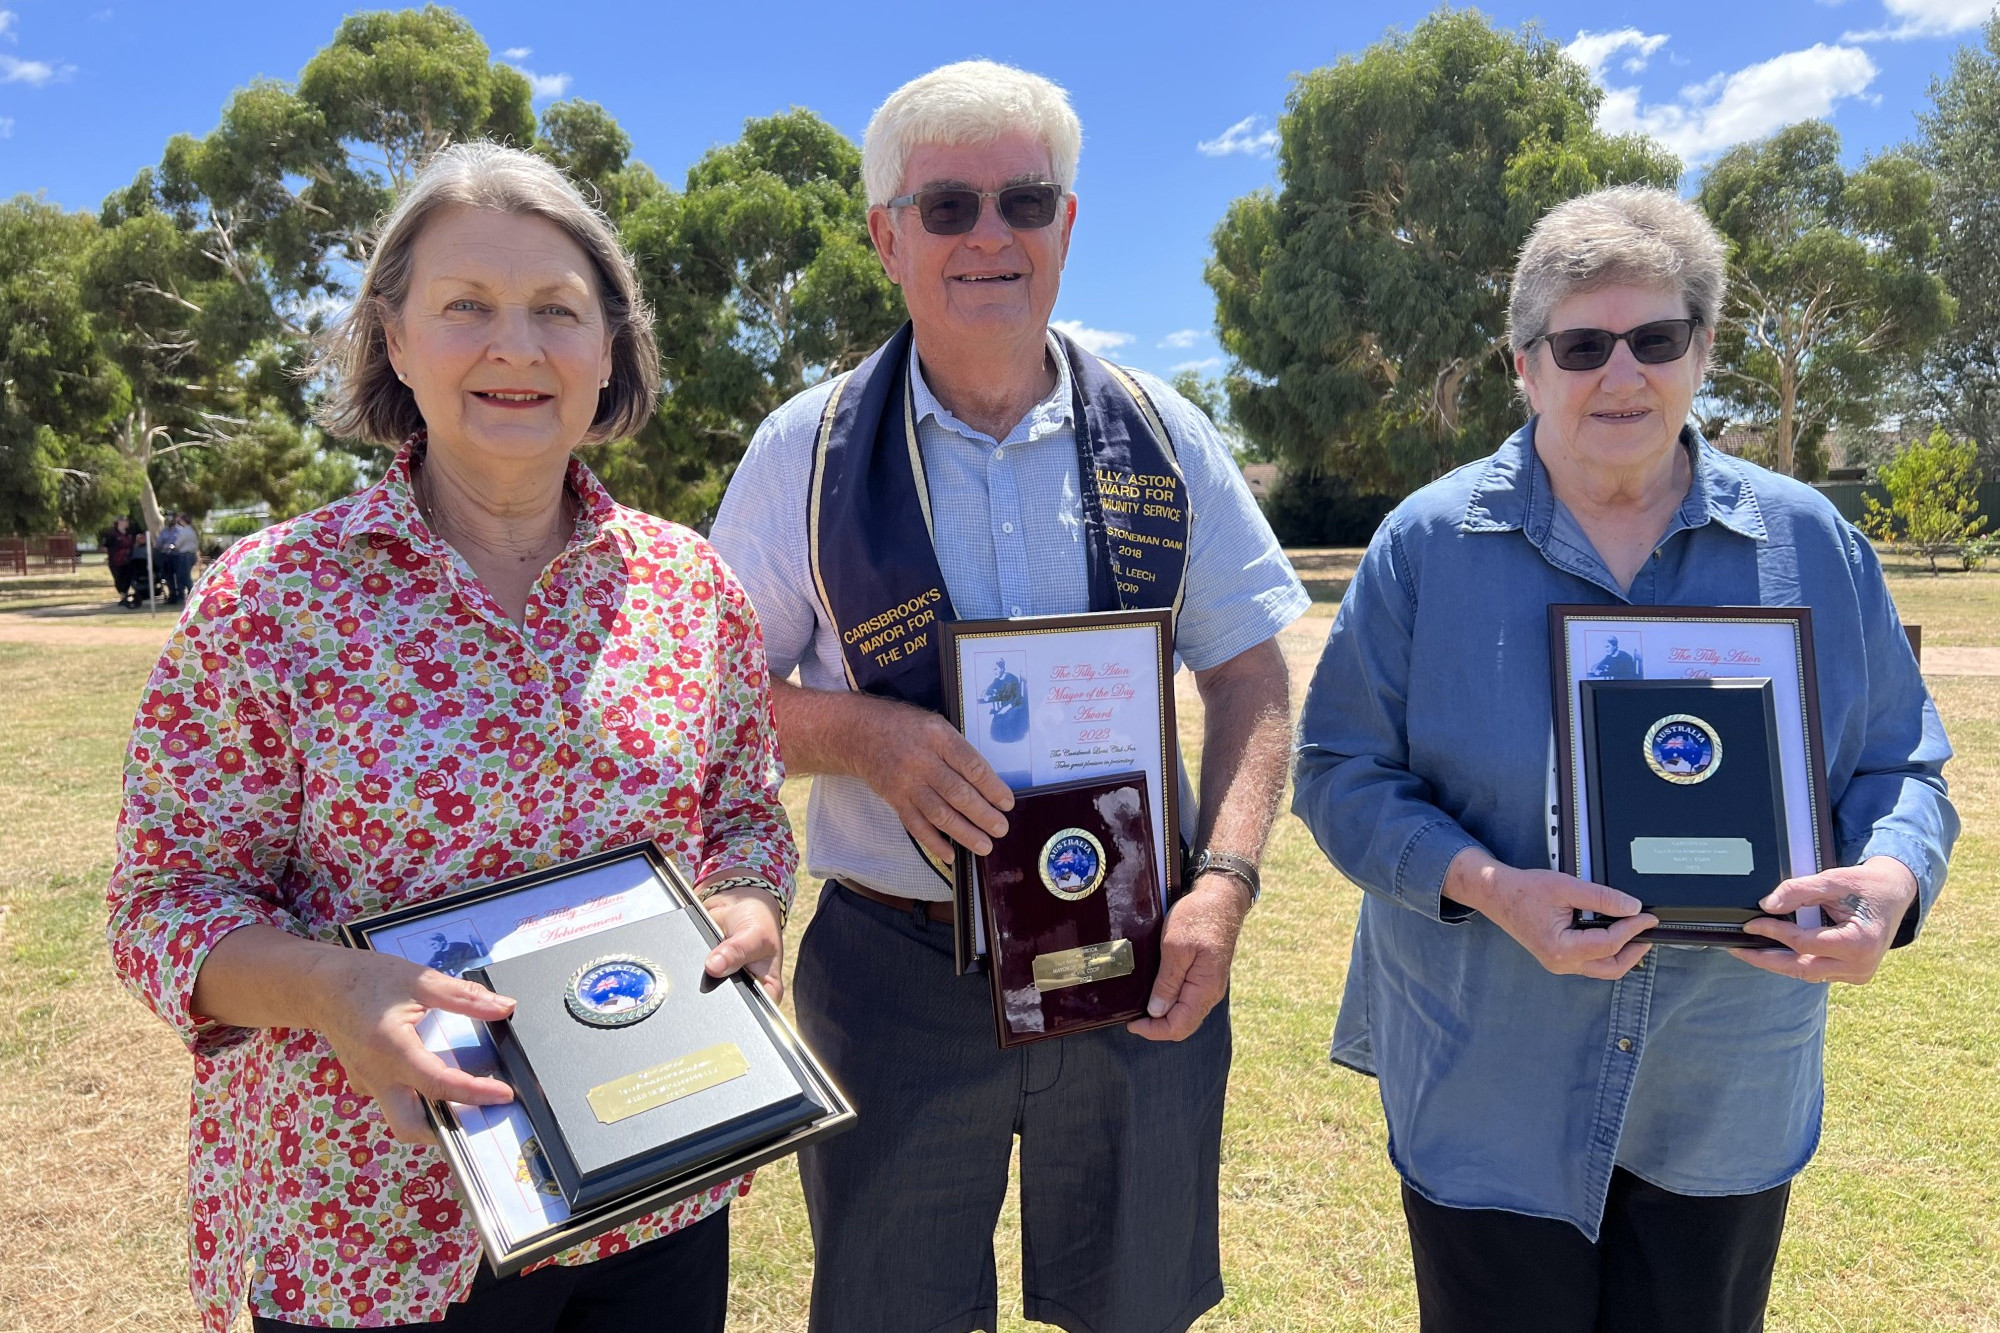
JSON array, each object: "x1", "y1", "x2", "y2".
[
  {"x1": 600, "y1": 378, "x2": 610, "y2": 389},
  {"x1": 397, "y1": 371, "x2": 407, "y2": 383}
]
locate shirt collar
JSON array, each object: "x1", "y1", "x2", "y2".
[
  {"x1": 1459, "y1": 419, "x2": 1768, "y2": 543},
  {"x1": 907, "y1": 331, "x2": 1075, "y2": 447},
  {"x1": 338, "y1": 432, "x2": 633, "y2": 555}
]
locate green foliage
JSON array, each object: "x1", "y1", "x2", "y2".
[
  {"x1": 600, "y1": 109, "x2": 903, "y2": 526},
  {"x1": 1699, "y1": 122, "x2": 1954, "y2": 480},
  {"x1": 1206, "y1": 9, "x2": 1680, "y2": 494},
  {"x1": 0, "y1": 199, "x2": 126, "y2": 534},
  {"x1": 534, "y1": 99, "x2": 664, "y2": 222},
  {"x1": 298, "y1": 6, "x2": 534, "y2": 191},
  {"x1": 1860, "y1": 428, "x2": 1990, "y2": 573},
  {"x1": 2, "y1": 10, "x2": 899, "y2": 534},
  {"x1": 1914, "y1": 14, "x2": 2000, "y2": 468},
  {"x1": 1260, "y1": 469, "x2": 1395, "y2": 547}
]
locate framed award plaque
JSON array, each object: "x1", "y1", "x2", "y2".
[
  {"x1": 342, "y1": 842, "x2": 854, "y2": 1275},
  {"x1": 973, "y1": 770, "x2": 1164, "y2": 1046},
  {"x1": 1548, "y1": 605, "x2": 1836, "y2": 947},
  {"x1": 941, "y1": 608, "x2": 1182, "y2": 978}
]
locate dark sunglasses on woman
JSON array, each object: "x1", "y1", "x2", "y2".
[
  {"x1": 887, "y1": 182, "x2": 1065, "y2": 236},
  {"x1": 1528, "y1": 317, "x2": 1702, "y2": 371}
]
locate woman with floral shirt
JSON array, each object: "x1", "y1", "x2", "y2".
[{"x1": 106, "y1": 143, "x2": 796, "y2": 1331}]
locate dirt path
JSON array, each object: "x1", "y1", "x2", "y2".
[{"x1": 0, "y1": 606, "x2": 177, "y2": 648}]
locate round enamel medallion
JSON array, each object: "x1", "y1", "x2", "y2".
[
  {"x1": 564, "y1": 954, "x2": 666, "y2": 1027},
  {"x1": 1040, "y1": 828, "x2": 1107, "y2": 901},
  {"x1": 1643, "y1": 714, "x2": 1721, "y2": 785}
]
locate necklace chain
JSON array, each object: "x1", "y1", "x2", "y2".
[{"x1": 413, "y1": 454, "x2": 578, "y2": 563}]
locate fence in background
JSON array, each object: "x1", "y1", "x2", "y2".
[
  {"x1": 0, "y1": 535, "x2": 80, "y2": 576},
  {"x1": 1814, "y1": 481, "x2": 2000, "y2": 526}
]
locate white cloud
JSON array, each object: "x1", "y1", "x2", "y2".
[
  {"x1": 511, "y1": 67, "x2": 571, "y2": 99},
  {"x1": 1158, "y1": 329, "x2": 1202, "y2": 350},
  {"x1": 1197, "y1": 115, "x2": 1279, "y2": 158},
  {"x1": 1575, "y1": 38, "x2": 1877, "y2": 165},
  {"x1": 1171, "y1": 357, "x2": 1224, "y2": 374},
  {"x1": 1051, "y1": 320, "x2": 1134, "y2": 355},
  {"x1": 1565, "y1": 28, "x2": 1671, "y2": 81},
  {"x1": 503, "y1": 46, "x2": 532, "y2": 59},
  {"x1": 1844, "y1": 0, "x2": 1996, "y2": 40},
  {"x1": 0, "y1": 118, "x2": 12, "y2": 139},
  {"x1": 0, "y1": 12, "x2": 74, "y2": 85}
]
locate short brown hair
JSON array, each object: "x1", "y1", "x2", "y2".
[{"x1": 314, "y1": 141, "x2": 660, "y2": 446}]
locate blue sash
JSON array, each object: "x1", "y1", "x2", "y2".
[{"x1": 807, "y1": 322, "x2": 1192, "y2": 716}]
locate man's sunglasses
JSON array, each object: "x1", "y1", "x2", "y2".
[
  {"x1": 886, "y1": 182, "x2": 1065, "y2": 236},
  {"x1": 1527, "y1": 317, "x2": 1702, "y2": 371}
]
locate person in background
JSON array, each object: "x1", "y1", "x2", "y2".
[
  {"x1": 1292, "y1": 185, "x2": 1957, "y2": 1333},
  {"x1": 159, "y1": 511, "x2": 199, "y2": 602},
  {"x1": 102, "y1": 515, "x2": 137, "y2": 607}
]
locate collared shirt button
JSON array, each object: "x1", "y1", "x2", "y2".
[
  {"x1": 1011, "y1": 605, "x2": 1022, "y2": 615},
  {"x1": 1002, "y1": 521, "x2": 1015, "y2": 534},
  {"x1": 993, "y1": 448, "x2": 1006, "y2": 461},
  {"x1": 1617, "y1": 1037, "x2": 1635, "y2": 1053}
]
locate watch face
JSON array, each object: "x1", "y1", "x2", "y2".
[
  {"x1": 1040, "y1": 829, "x2": 1106, "y2": 902},
  {"x1": 564, "y1": 954, "x2": 666, "y2": 1027}
]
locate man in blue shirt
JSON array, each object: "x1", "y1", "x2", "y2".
[{"x1": 712, "y1": 59, "x2": 1306, "y2": 1333}]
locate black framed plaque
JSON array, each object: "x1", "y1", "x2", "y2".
[
  {"x1": 974, "y1": 771, "x2": 1163, "y2": 1047},
  {"x1": 1549, "y1": 606, "x2": 1836, "y2": 948},
  {"x1": 941, "y1": 609, "x2": 1180, "y2": 976},
  {"x1": 342, "y1": 842, "x2": 854, "y2": 1275}
]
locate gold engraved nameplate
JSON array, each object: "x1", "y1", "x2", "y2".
[
  {"x1": 1031, "y1": 938, "x2": 1136, "y2": 993},
  {"x1": 586, "y1": 1042, "x2": 751, "y2": 1125}
]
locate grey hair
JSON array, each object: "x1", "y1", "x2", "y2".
[
  {"x1": 314, "y1": 141, "x2": 660, "y2": 446},
  {"x1": 861, "y1": 60, "x2": 1082, "y2": 207},
  {"x1": 1509, "y1": 185, "x2": 1728, "y2": 357}
]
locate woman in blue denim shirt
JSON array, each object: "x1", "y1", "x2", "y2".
[{"x1": 1293, "y1": 187, "x2": 1956, "y2": 1333}]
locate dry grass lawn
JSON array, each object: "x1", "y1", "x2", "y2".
[{"x1": 0, "y1": 556, "x2": 1994, "y2": 1332}]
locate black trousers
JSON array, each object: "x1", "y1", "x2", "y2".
[
  {"x1": 1402, "y1": 1170, "x2": 1790, "y2": 1333},
  {"x1": 251, "y1": 1205, "x2": 728, "y2": 1333}
]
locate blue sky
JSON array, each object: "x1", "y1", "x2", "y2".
[{"x1": 1, "y1": 0, "x2": 1993, "y2": 381}]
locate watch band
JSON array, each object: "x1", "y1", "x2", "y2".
[
  {"x1": 1190, "y1": 848, "x2": 1261, "y2": 905},
  {"x1": 697, "y1": 874, "x2": 789, "y2": 925}
]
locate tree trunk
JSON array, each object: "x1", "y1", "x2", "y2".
[
  {"x1": 117, "y1": 405, "x2": 166, "y2": 533},
  {"x1": 1776, "y1": 361, "x2": 1798, "y2": 477}
]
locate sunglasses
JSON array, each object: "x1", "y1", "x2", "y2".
[
  {"x1": 886, "y1": 182, "x2": 1065, "y2": 236},
  {"x1": 1527, "y1": 317, "x2": 1702, "y2": 371}
]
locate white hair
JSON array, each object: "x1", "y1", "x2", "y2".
[
  {"x1": 1509, "y1": 186, "x2": 1728, "y2": 356},
  {"x1": 861, "y1": 60, "x2": 1083, "y2": 206}
]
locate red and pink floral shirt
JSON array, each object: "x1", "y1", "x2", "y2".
[{"x1": 107, "y1": 441, "x2": 796, "y2": 1329}]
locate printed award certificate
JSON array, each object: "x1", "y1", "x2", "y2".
[{"x1": 941, "y1": 609, "x2": 1181, "y2": 979}]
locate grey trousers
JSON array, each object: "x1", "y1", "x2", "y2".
[{"x1": 794, "y1": 881, "x2": 1229, "y2": 1333}]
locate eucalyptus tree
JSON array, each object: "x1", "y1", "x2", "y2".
[
  {"x1": 1698, "y1": 121, "x2": 1953, "y2": 479},
  {"x1": 1206, "y1": 9, "x2": 1678, "y2": 493}
]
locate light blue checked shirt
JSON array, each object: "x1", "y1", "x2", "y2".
[{"x1": 711, "y1": 337, "x2": 1310, "y2": 899}]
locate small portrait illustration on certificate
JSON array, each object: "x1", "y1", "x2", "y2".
[
  {"x1": 1584, "y1": 630, "x2": 1643, "y2": 679},
  {"x1": 973, "y1": 649, "x2": 1032, "y2": 785},
  {"x1": 394, "y1": 916, "x2": 490, "y2": 977}
]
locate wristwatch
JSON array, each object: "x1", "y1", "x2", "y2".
[{"x1": 1189, "y1": 848, "x2": 1261, "y2": 906}]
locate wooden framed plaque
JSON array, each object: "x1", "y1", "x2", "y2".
[
  {"x1": 940, "y1": 608, "x2": 1181, "y2": 978},
  {"x1": 1549, "y1": 605, "x2": 1836, "y2": 947},
  {"x1": 342, "y1": 842, "x2": 854, "y2": 1275}
]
